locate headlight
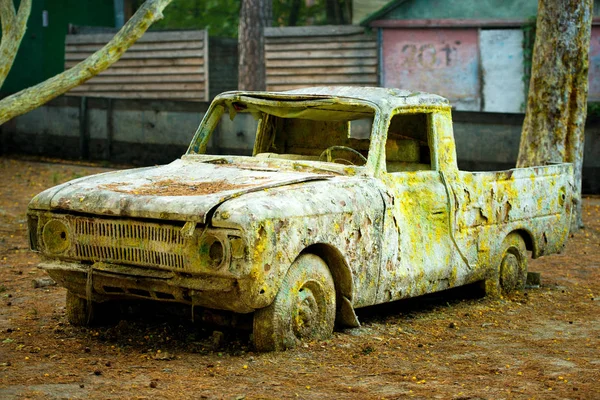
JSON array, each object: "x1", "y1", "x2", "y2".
[
  {"x1": 208, "y1": 240, "x2": 224, "y2": 268},
  {"x1": 199, "y1": 235, "x2": 225, "y2": 269},
  {"x1": 42, "y1": 219, "x2": 71, "y2": 254}
]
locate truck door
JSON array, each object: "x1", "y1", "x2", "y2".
[{"x1": 375, "y1": 111, "x2": 459, "y2": 304}]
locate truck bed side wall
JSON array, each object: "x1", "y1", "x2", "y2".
[{"x1": 455, "y1": 163, "x2": 573, "y2": 262}]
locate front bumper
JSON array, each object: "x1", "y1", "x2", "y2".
[{"x1": 41, "y1": 260, "x2": 254, "y2": 313}]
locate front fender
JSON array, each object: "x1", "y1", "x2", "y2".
[{"x1": 211, "y1": 177, "x2": 385, "y2": 310}]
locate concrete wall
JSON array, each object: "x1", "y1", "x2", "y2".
[
  {"x1": 453, "y1": 112, "x2": 600, "y2": 194},
  {"x1": 1, "y1": 96, "x2": 598, "y2": 193}
]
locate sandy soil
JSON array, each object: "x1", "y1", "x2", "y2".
[{"x1": 0, "y1": 156, "x2": 598, "y2": 399}]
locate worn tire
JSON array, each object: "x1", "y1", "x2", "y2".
[
  {"x1": 253, "y1": 254, "x2": 336, "y2": 352},
  {"x1": 65, "y1": 291, "x2": 91, "y2": 326},
  {"x1": 483, "y1": 233, "x2": 528, "y2": 297},
  {"x1": 498, "y1": 233, "x2": 528, "y2": 294}
]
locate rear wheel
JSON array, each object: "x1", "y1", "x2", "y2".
[
  {"x1": 253, "y1": 254, "x2": 336, "y2": 351},
  {"x1": 499, "y1": 233, "x2": 528, "y2": 293},
  {"x1": 484, "y1": 233, "x2": 528, "y2": 297}
]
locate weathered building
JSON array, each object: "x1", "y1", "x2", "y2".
[{"x1": 361, "y1": 0, "x2": 600, "y2": 112}]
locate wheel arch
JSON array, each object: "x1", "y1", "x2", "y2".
[
  {"x1": 300, "y1": 243, "x2": 359, "y2": 327},
  {"x1": 510, "y1": 228, "x2": 535, "y2": 256}
]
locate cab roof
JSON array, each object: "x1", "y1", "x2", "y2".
[{"x1": 215, "y1": 86, "x2": 450, "y2": 112}]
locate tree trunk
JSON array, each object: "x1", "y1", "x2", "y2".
[
  {"x1": 517, "y1": 0, "x2": 593, "y2": 231},
  {"x1": 0, "y1": 0, "x2": 31, "y2": 89},
  {"x1": 288, "y1": 0, "x2": 302, "y2": 26},
  {"x1": 238, "y1": 0, "x2": 272, "y2": 91},
  {"x1": 0, "y1": 0, "x2": 173, "y2": 126},
  {"x1": 325, "y1": 0, "x2": 351, "y2": 25}
]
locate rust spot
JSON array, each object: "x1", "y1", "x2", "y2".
[
  {"x1": 502, "y1": 201, "x2": 512, "y2": 222},
  {"x1": 100, "y1": 179, "x2": 252, "y2": 196}
]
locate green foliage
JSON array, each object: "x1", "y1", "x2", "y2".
[
  {"x1": 588, "y1": 102, "x2": 600, "y2": 121},
  {"x1": 148, "y1": 0, "x2": 241, "y2": 37},
  {"x1": 273, "y1": 0, "x2": 327, "y2": 27},
  {"x1": 138, "y1": 0, "x2": 336, "y2": 38}
]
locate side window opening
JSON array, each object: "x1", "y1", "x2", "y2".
[{"x1": 386, "y1": 113, "x2": 432, "y2": 172}]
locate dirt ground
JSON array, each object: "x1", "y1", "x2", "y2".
[{"x1": 0, "y1": 156, "x2": 598, "y2": 400}]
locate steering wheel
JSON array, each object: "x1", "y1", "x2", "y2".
[{"x1": 319, "y1": 146, "x2": 367, "y2": 166}]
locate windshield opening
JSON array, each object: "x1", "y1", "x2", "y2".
[{"x1": 187, "y1": 97, "x2": 376, "y2": 167}]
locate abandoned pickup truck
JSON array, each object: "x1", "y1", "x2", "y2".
[{"x1": 28, "y1": 87, "x2": 574, "y2": 351}]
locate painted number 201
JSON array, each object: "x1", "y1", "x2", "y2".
[{"x1": 400, "y1": 44, "x2": 454, "y2": 69}]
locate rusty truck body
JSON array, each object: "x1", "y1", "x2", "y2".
[{"x1": 28, "y1": 87, "x2": 574, "y2": 351}]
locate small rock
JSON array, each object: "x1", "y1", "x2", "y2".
[
  {"x1": 32, "y1": 277, "x2": 56, "y2": 289},
  {"x1": 153, "y1": 351, "x2": 174, "y2": 361},
  {"x1": 105, "y1": 361, "x2": 111, "y2": 367}
]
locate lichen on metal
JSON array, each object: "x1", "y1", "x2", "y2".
[{"x1": 27, "y1": 86, "x2": 574, "y2": 351}]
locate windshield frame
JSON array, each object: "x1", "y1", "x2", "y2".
[{"x1": 186, "y1": 94, "x2": 386, "y2": 175}]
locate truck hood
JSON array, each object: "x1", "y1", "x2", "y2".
[{"x1": 29, "y1": 158, "x2": 332, "y2": 223}]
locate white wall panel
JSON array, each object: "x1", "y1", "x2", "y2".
[{"x1": 480, "y1": 29, "x2": 525, "y2": 113}]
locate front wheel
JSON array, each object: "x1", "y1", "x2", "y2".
[
  {"x1": 65, "y1": 291, "x2": 91, "y2": 326},
  {"x1": 253, "y1": 254, "x2": 336, "y2": 351},
  {"x1": 65, "y1": 291, "x2": 115, "y2": 326}
]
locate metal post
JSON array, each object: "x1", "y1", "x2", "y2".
[
  {"x1": 79, "y1": 96, "x2": 89, "y2": 160},
  {"x1": 107, "y1": 98, "x2": 114, "y2": 160}
]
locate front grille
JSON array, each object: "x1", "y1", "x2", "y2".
[{"x1": 70, "y1": 218, "x2": 187, "y2": 270}]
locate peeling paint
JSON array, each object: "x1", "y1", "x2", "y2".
[{"x1": 27, "y1": 87, "x2": 574, "y2": 350}]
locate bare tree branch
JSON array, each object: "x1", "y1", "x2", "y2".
[
  {"x1": 0, "y1": 0, "x2": 173, "y2": 126},
  {"x1": 0, "y1": 0, "x2": 32, "y2": 89}
]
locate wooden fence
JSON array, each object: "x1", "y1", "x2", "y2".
[
  {"x1": 65, "y1": 30, "x2": 209, "y2": 101},
  {"x1": 264, "y1": 25, "x2": 378, "y2": 91}
]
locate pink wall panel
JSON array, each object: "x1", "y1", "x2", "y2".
[
  {"x1": 589, "y1": 26, "x2": 600, "y2": 102},
  {"x1": 382, "y1": 29, "x2": 481, "y2": 111}
]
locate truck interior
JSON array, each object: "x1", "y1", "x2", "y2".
[{"x1": 245, "y1": 99, "x2": 374, "y2": 166}]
